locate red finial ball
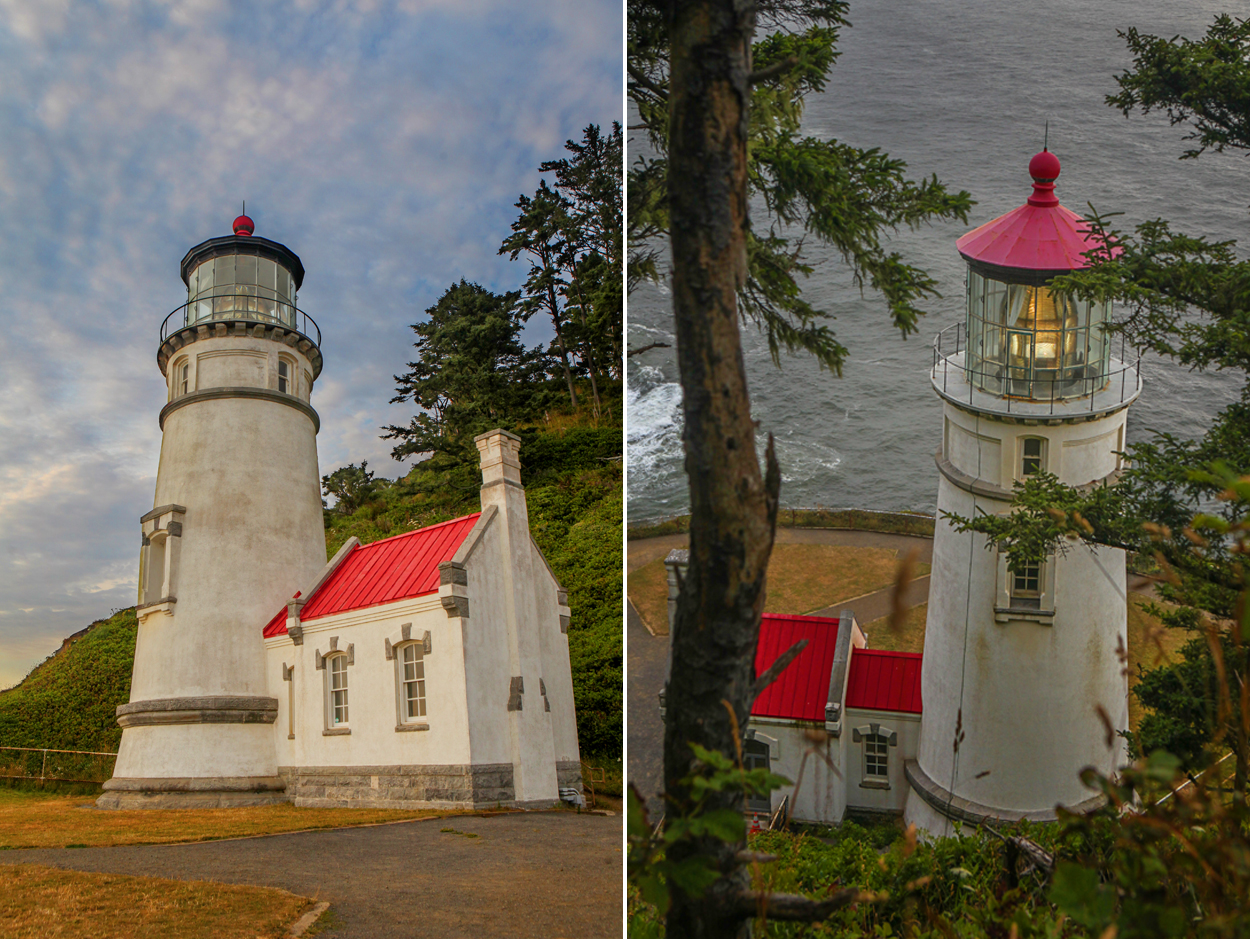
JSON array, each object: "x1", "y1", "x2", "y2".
[
  {"x1": 1029, "y1": 149, "x2": 1061, "y2": 182},
  {"x1": 233, "y1": 214, "x2": 254, "y2": 237}
]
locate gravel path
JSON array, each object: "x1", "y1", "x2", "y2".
[{"x1": 1, "y1": 811, "x2": 621, "y2": 938}]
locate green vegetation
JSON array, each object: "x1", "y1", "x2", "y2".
[
  {"x1": 323, "y1": 420, "x2": 622, "y2": 762},
  {"x1": 0, "y1": 609, "x2": 136, "y2": 758}
]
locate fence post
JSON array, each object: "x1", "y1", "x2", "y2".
[{"x1": 40, "y1": 749, "x2": 47, "y2": 782}]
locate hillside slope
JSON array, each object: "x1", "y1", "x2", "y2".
[{"x1": 0, "y1": 609, "x2": 137, "y2": 754}]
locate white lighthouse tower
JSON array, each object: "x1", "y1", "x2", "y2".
[
  {"x1": 904, "y1": 152, "x2": 1141, "y2": 834},
  {"x1": 99, "y1": 215, "x2": 326, "y2": 808}
]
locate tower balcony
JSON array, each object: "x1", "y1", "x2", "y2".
[
  {"x1": 158, "y1": 292, "x2": 323, "y2": 379},
  {"x1": 931, "y1": 322, "x2": 1142, "y2": 421}
]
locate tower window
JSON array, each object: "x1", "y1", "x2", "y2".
[
  {"x1": 1021, "y1": 437, "x2": 1045, "y2": 477},
  {"x1": 180, "y1": 362, "x2": 190, "y2": 397},
  {"x1": 1011, "y1": 560, "x2": 1043, "y2": 609},
  {"x1": 278, "y1": 359, "x2": 290, "y2": 394}
]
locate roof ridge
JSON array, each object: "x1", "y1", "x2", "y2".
[{"x1": 353, "y1": 511, "x2": 482, "y2": 549}]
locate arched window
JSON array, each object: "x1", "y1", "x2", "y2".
[
  {"x1": 327, "y1": 654, "x2": 349, "y2": 727},
  {"x1": 277, "y1": 357, "x2": 293, "y2": 395},
  {"x1": 1020, "y1": 436, "x2": 1046, "y2": 478},
  {"x1": 399, "y1": 643, "x2": 426, "y2": 722}
]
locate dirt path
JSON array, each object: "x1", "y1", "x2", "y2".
[{"x1": 0, "y1": 811, "x2": 621, "y2": 938}]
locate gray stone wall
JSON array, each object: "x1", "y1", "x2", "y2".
[
  {"x1": 278, "y1": 762, "x2": 515, "y2": 809},
  {"x1": 556, "y1": 760, "x2": 583, "y2": 790}
]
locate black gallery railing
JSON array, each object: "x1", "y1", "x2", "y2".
[
  {"x1": 159, "y1": 291, "x2": 321, "y2": 347},
  {"x1": 932, "y1": 322, "x2": 1141, "y2": 416}
]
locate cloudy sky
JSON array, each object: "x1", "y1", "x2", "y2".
[{"x1": 0, "y1": 0, "x2": 621, "y2": 688}]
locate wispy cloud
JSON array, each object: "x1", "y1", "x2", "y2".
[{"x1": 0, "y1": 0, "x2": 622, "y2": 688}]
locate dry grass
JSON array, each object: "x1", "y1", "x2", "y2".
[
  {"x1": 629, "y1": 544, "x2": 928, "y2": 635},
  {"x1": 863, "y1": 604, "x2": 928, "y2": 654},
  {"x1": 0, "y1": 864, "x2": 312, "y2": 939},
  {"x1": 0, "y1": 788, "x2": 454, "y2": 850}
]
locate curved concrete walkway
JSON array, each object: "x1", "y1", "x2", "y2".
[
  {"x1": 1, "y1": 811, "x2": 621, "y2": 938},
  {"x1": 627, "y1": 528, "x2": 934, "y2": 817}
]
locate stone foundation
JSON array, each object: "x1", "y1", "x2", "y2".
[
  {"x1": 278, "y1": 762, "x2": 516, "y2": 809},
  {"x1": 96, "y1": 775, "x2": 290, "y2": 810},
  {"x1": 556, "y1": 760, "x2": 583, "y2": 790}
]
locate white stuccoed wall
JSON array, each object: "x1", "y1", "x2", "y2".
[
  {"x1": 260, "y1": 429, "x2": 580, "y2": 808},
  {"x1": 111, "y1": 334, "x2": 326, "y2": 786},
  {"x1": 474, "y1": 430, "x2": 560, "y2": 804},
  {"x1": 905, "y1": 397, "x2": 1131, "y2": 835}
]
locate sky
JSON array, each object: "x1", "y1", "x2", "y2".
[{"x1": 0, "y1": 0, "x2": 622, "y2": 688}]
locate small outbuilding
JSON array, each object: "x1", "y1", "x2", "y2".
[
  {"x1": 261, "y1": 429, "x2": 582, "y2": 809},
  {"x1": 744, "y1": 612, "x2": 923, "y2": 826}
]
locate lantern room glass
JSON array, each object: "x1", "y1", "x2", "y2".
[
  {"x1": 185, "y1": 255, "x2": 298, "y2": 329},
  {"x1": 964, "y1": 268, "x2": 1111, "y2": 401}
]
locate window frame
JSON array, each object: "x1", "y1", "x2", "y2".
[
  {"x1": 1019, "y1": 435, "x2": 1046, "y2": 479},
  {"x1": 995, "y1": 552, "x2": 1056, "y2": 624},
  {"x1": 277, "y1": 357, "x2": 292, "y2": 395},
  {"x1": 326, "y1": 652, "x2": 350, "y2": 728},
  {"x1": 863, "y1": 732, "x2": 890, "y2": 780},
  {"x1": 396, "y1": 641, "x2": 428, "y2": 725}
]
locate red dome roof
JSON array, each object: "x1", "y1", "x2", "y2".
[
  {"x1": 956, "y1": 151, "x2": 1110, "y2": 274},
  {"x1": 233, "y1": 214, "x2": 254, "y2": 237}
]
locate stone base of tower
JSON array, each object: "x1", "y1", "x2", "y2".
[
  {"x1": 96, "y1": 775, "x2": 289, "y2": 810},
  {"x1": 903, "y1": 759, "x2": 1106, "y2": 837}
]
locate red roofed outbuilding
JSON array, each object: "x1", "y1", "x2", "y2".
[
  {"x1": 743, "y1": 611, "x2": 924, "y2": 825},
  {"x1": 261, "y1": 430, "x2": 581, "y2": 809}
]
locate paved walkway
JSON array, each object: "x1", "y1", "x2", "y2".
[
  {"x1": 1, "y1": 812, "x2": 621, "y2": 938},
  {"x1": 627, "y1": 528, "x2": 934, "y2": 817}
]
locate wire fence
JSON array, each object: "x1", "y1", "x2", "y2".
[{"x1": 0, "y1": 746, "x2": 118, "y2": 785}]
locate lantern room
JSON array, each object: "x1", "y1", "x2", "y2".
[
  {"x1": 177, "y1": 214, "x2": 307, "y2": 331},
  {"x1": 955, "y1": 150, "x2": 1113, "y2": 402}
]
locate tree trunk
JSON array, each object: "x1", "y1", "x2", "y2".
[
  {"x1": 570, "y1": 276, "x2": 604, "y2": 421},
  {"x1": 544, "y1": 278, "x2": 580, "y2": 410},
  {"x1": 664, "y1": 1, "x2": 779, "y2": 937}
]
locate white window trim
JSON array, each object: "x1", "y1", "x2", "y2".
[
  {"x1": 277, "y1": 356, "x2": 294, "y2": 396},
  {"x1": 393, "y1": 640, "x2": 430, "y2": 732},
  {"x1": 316, "y1": 637, "x2": 354, "y2": 734},
  {"x1": 852, "y1": 723, "x2": 898, "y2": 790},
  {"x1": 995, "y1": 552, "x2": 1056, "y2": 624},
  {"x1": 386, "y1": 623, "x2": 432, "y2": 732},
  {"x1": 1018, "y1": 435, "x2": 1047, "y2": 480}
]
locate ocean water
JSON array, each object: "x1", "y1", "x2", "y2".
[{"x1": 626, "y1": 0, "x2": 1249, "y2": 522}]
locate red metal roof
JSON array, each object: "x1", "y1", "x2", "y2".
[
  {"x1": 751, "y1": 613, "x2": 841, "y2": 722},
  {"x1": 845, "y1": 648, "x2": 923, "y2": 714},
  {"x1": 262, "y1": 513, "x2": 480, "y2": 637},
  {"x1": 956, "y1": 152, "x2": 1114, "y2": 273}
]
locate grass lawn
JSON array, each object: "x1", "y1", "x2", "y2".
[
  {"x1": 863, "y1": 595, "x2": 1190, "y2": 731},
  {"x1": 0, "y1": 864, "x2": 312, "y2": 939},
  {"x1": 629, "y1": 544, "x2": 928, "y2": 635},
  {"x1": 0, "y1": 787, "x2": 457, "y2": 850}
]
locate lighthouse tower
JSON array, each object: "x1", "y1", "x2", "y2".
[
  {"x1": 99, "y1": 215, "x2": 326, "y2": 808},
  {"x1": 903, "y1": 152, "x2": 1141, "y2": 834}
]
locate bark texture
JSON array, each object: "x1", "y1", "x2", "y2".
[{"x1": 664, "y1": 0, "x2": 780, "y2": 935}]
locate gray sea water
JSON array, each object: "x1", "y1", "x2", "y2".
[{"x1": 627, "y1": 0, "x2": 1249, "y2": 522}]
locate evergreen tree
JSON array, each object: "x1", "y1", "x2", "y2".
[
  {"x1": 500, "y1": 181, "x2": 583, "y2": 411},
  {"x1": 384, "y1": 280, "x2": 552, "y2": 459},
  {"x1": 629, "y1": 1, "x2": 970, "y2": 933},
  {"x1": 629, "y1": 0, "x2": 973, "y2": 372}
]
